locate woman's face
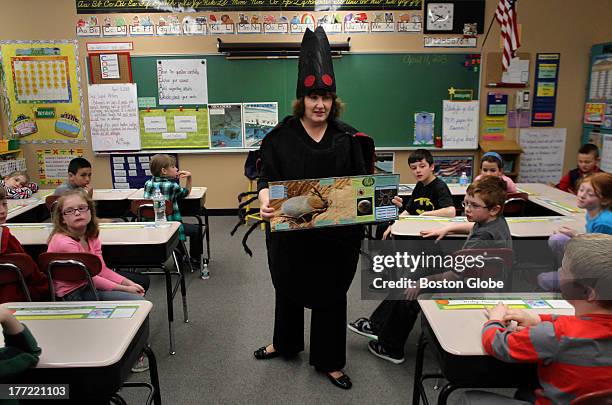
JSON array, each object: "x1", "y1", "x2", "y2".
[
  {"x1": 303, "y1": 93, "x2": 333, "y2": 125},
  {"x1": 61, "y1": 194, "x2": 91, "y2": 233}
]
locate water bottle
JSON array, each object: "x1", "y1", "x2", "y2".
[
  {"x1": 152, "y1": 187, "x2": 167, "y2": 226},
  {"x1": 459, "y1": 172, "x2": 469, "y2": 186}
]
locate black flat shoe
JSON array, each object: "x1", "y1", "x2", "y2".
[
  {"x1": 326, "y1": 372, "x2": 352, "y2": 390},
  {"x1": 253, "y1": 346, "x2": 279, "y2": 360}
]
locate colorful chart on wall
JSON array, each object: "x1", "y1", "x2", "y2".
[
  {"x1": 209, "y1": 103, "x2": 244, "y2": 149},
  {"x1": 0, "y1": 40, "x2": 85, "y2": 144},
  {"x1": 139, "y1": 107, "x2": 209, "y2": 149},
  {"x1": 36, "y1": 148, "x2": 84, "y2": 186}
]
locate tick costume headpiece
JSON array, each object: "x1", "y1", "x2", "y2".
[{"x1": 296, "y1": 27, "x2": 336, "y2": 98}]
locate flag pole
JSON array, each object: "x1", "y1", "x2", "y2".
[{"x1": 480, "y1": 13, "x2": 497, "y2": 50}]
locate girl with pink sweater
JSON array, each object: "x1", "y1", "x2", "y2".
[{"x1": 47, "y1": 190, "x2": 145, "y2": 301}]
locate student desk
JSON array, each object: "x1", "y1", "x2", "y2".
[
  {"x1": 92, "y1": 188, "x2": 136, "y2": 218},
  {"x1": 413, "y1": 294, "x2": 574, "y2": 405},
  {"x1": 6, "y1": 189, "x2": 54, "y2": 222},
  {"x1": 2, "y1": 300, "x2": 161, "y2": 405},
  {"x1": 129, "y1": 187, "x2": 211, "y2": 268},
  {"x1": 391, "y1": 215, "x2": 586, "y2": 239},
  {"x1": 7, "y1": 222, "x2": 188, "y2": 355}
]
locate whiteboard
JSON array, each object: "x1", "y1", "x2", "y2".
[
  {"x1": 88, "y1": 84, "x2": 141, "y2": 152},
  {"x1": 442, "y1": 100, "x2": 479, "y2": 149},
  {"x1": 518, "y1": 128, "x2": 567, "y2": 183}
]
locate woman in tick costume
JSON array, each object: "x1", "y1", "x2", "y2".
[{"x1": 252, "y1": 27, "x2": 374, "y2": 389}]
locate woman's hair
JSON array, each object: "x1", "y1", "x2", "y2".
[
  {"x1": 49, "y1": 189, "x2": 99, "y2": 242},
  {"x1": 292, "y1": 91, "x2": 345, "y2": 122},
  {"x1": 6, "y1": 170, "x2": 30, "y2": 182},
  {"x1": 579, "y1": 172, "x2": 612, "y2": 210},
  {"x1": 150, "y1": 154, "x2": 176, "y2": 177}
]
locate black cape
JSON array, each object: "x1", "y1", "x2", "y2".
[{"x1": 258, "y1": 116, "x2": 368, "y2": 308}]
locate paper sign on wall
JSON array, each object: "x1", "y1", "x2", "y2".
[
  {"x1": 88, "y1": 83, "x2": 141, "y2": 151},
  {"x1": 36, "y1": 148, "x2": 84, "y2": 186},
  {"x1": 518, "y1": 128, "x2": 567, "y2": 183},
  {"x1": 442, "y1": 100, "x2": 479, "y2": 149},
  {"x1": 157, "y1": 59, "x2": 208, "y2": 105},
  {"x1": 601, "y1": 134, "x2": 612, "y2": 173}
]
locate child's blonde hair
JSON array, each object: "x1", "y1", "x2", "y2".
[
  {"x1": 6, "y1": 170, "x2": 29, "y2": 182},
  {"x1": 149, "y1": 154, "x2": 176, "y2": 177},
  {"x1": 49, "y1": 189, "x2": 99, "y2": 243},
  {"x1": 563, "y1": 233, "x2": 612, "y2": 305}
]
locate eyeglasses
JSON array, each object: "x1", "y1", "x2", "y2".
[
  {"x1": 63, "y1": 205, "x2": 90, "y2": 216},
  {"x1": 461, "y1": 200, "x2": 489, "y2": 210}
]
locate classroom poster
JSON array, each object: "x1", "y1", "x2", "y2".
[
  {"x1": 413, "y1": 112, "x2": 434, "y2": 146},
  {"x1": 157, "y1": 58, "x2": 208, "y2": 105},
  {"x1": 209, "y1": 103, "x2": 244, "y2": 149},
  {"x1": 531, "y1": 53, "x2": 560, "y2": 127},
  {"x1": 0, "y1": 40, "x2": 85, "y2": 143},
  {"x1": 269, "y1": 174, "x2": 399, "y2": 232},
  {"x1": 243, "y1": 102, "x2": 278, "y2": 148},
  {"x1": 601, "y1": 134, "x2": 612, "y2": 173},
  {"x1": 482, "y1": 116, "x2": 507, "y2": 141},
  {"x1": 433, "y1": 156, "x2": 473, "y2": 183},
  {"x1": 139, "y1": 108, "x2": 209, "y2": 149},
  {"x1": 110, "y1": 153, "x2": 179, "y2": 189},
  {"x1": 374, "y1": 152, "x2": 395, "y2": 174},
  {"x1": 518, "y1": 128, "x2": 566, "y2": 183},
  {"x1": 36, "y1": 148, "x2": 84, "y2": 186}
]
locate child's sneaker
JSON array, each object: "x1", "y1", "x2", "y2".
[
  {"x1": 131, "y1": 354, "x2": 149, "y2": 373},
  {"x1": 347, "y1": 317, "x2": 378, "y2": 340},
  {"x1": 368, "y1": 341, "x2": 405, "y2": 364}
]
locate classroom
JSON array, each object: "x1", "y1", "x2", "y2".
[{"x1": 0, "y1": 0, "x2": 611, "y2": 403}]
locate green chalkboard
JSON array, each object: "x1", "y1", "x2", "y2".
[{"x1": 130, "y1": 53, "x2": 480, "y2": 148}]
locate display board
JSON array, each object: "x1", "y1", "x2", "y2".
[{"x1": 129, "y1": 53, "x2": 480, "y2": 148}]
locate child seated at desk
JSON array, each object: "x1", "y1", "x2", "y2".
[
  {"x1": 47, "y1": 190, "x2": 148, "y2": 301},
  {"x1": 474, "y1": 151, "x2": 517, "y2": 193},
  {"x1": 555, "y1": 143, "x2": 602, "y2": 195},
  {"x1": 462, "y1": 234, "x2": 612, "y2": 405},
  {"x1": 379, "y1": 149, "x2": 455, "y2": 239},
  {"x1": 0, "y1": 188, "x2": 49, "y2": 303},
  {"x1": 53, "y1": 157, "x2": 93, "y2": 198},
  {"x1": 350, "y1": 177, "x2": 511, "y2": 364},
  {"x1": 1, "y1": 171, "x2": 39, "y2": 199},
  {"x1": 539, "y1": 172, "x2": 612, "y2": 291},
  {"x1": 0, "y1": 304, "x2": 41, "y2": 379},
  {"x1": 144, "y1": 154, "x2": 201, "y2": 267}
]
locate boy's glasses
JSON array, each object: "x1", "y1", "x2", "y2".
[
  {"x1": 461, "y1": 200, "x2": 489, "y2": 210},
  {"x1": 63, "y1": 205, "x2": 90, "y2": 216}
]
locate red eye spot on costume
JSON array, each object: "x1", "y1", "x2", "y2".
[
  {"x1": 304, "y1": 75, "x2": 315, "y2": 87},
  {"x1": 322, "y1": 74, "x2": 333, "y2": 86}
]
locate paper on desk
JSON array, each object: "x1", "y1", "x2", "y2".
[{"x1": 546, "y1": 300, "x2": 573, "y2": 309}]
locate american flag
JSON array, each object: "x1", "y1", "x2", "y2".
[{"x1": 496, "y1": 0, "x2": 521, "y2": 71}]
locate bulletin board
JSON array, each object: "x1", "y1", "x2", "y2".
[
  {"x1": 87, "y1": 52, "x2": 132, "y2": 84},
  {"x1": 0, "y1": 40, "x2": 85, "y2": 144},
  {"x1": 129, "y1": 53, "x2": 481, "y2": 148}
]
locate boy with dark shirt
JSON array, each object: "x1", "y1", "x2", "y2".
[
  {"x1": 351, "y1": 176, "x2": 512, "y2": 364},
  {"x1": 53, "y1": 157, "x2": 93, "y2": 198},
  {"x1": 379, "y1": 149, "x2": 455, "y2": 239},
  {"x1": 556, "y1": 143, "x2": 602, "y2": 194}
]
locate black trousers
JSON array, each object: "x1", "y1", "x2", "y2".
[
  {"x1": 184, "y1": 223, "x2": 203, "y2": 259},
  {"x1": 272, "y1": 290, "x2": 348, "y2": 372},
  {"x1": 369, "y1": 295, "x2": 421, "y2": 358}
]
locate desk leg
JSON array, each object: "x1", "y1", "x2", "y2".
[
  {"x1": 143, "y1": 345, "x2": 162, "y2": 405},
  {"x1": 201, "y1": 206, "x2": 210, "y2": 265},
  {"x1": 163, "y1": 264, "x2": 176, "y2": 355},
  {"x1": 413, "y1": 332, "x2": 427, "y2": 405}
]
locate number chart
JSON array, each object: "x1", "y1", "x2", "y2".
[{"x1": 11, "y1": 56, "x2": 71, "y2": 103}]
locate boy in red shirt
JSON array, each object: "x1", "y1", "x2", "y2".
[
  {"x1": 556, "y1": 143, "x2": 602, "y2": 194},
  {"x1": 461, "y1": 234, "x2": 612, "y2": 404}
]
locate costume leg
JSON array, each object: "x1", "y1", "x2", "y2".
[
  {"x1": 272, "y1": 290, "x2": 304, "y2": 356},
  {"x1": 310, "y1": 296, "x2": 347, "y2": 372},
  {"x1": 377, "y1": 299, "x2": 420, "y2": 357}
]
